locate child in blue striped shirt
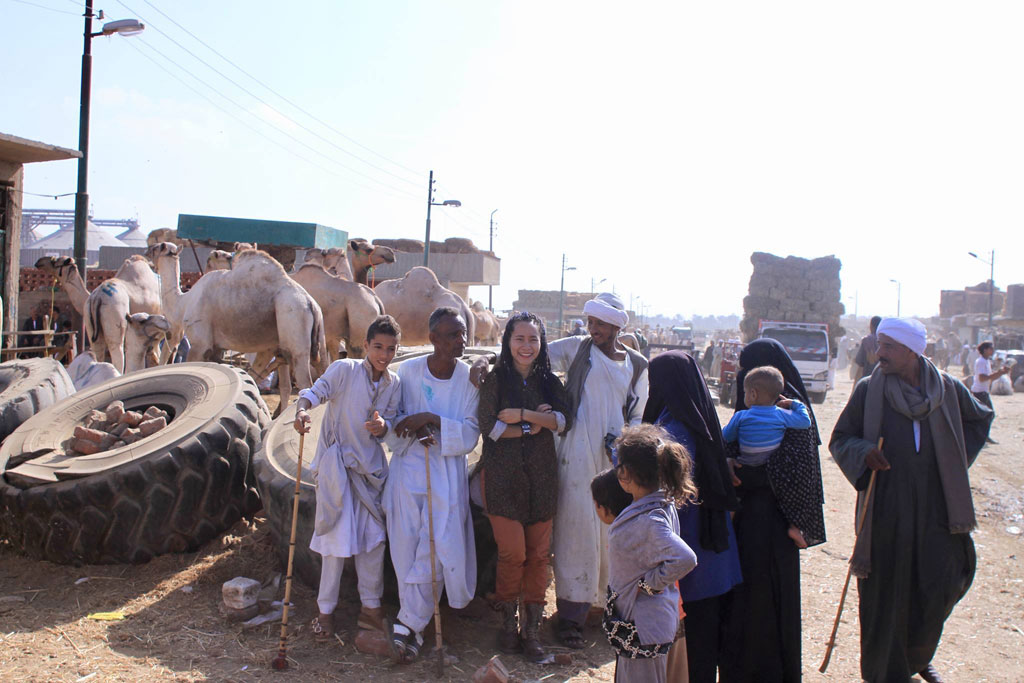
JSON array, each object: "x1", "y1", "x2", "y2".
[{"x1": 722, "y1": 366, "x2": 812, "y2": 548}]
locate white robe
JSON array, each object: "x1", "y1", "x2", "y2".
[
  {"x1": 384, "y1": 356, "x2": 480, "y2": 614},
  {"x1": 298, "y1": 359, "x2": 401, "y2": 559},
  {"x1": 548, "y1": 336, "x2": 649, "y2": 605}
]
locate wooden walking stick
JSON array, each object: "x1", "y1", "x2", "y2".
[
  {"x1": 423, "y1": 442, "x2": 445, "y2": 676},
  {"x1": 819, "y1": 437, "x2": 883, "y2": 673},
  {"x1": 271, "y1": 430, "x2": 306, "y2": 671}
]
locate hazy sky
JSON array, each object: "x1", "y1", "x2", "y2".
[{"x1": 3, "y1": 1, "x2": 1021, "y2": 318}]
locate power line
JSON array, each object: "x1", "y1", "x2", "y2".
[
  {"x1": 7, "y1": 0, "x2": 81, "y2": 16},
  {"x1": 125, "y1": 41, "x2": 419, "y2": 205},
  {"x1": 132, "y1": 37, "x2": 419, "y2": 200},
  {"x1": 117, "y1": 0, "x2": 424, "y2": 192},
  {"x1": 139, "y1": 0, "x2": 425, "y2": 183}
]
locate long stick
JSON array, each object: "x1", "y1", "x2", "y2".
[
  {"x1": 272, "y1": 430, "x2": 305, "y2": 671},
  {"x1": 819, "y1": 437, "x2": 883, "y2": 673},
  {"x1": 423, "y1": 443, "x2": 445, "y2": 676}
]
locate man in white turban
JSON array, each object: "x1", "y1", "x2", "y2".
[
  {"x1": 548, "y1": 292, "x2": 648, "y2": 647},
  {"x1": 830, "y1": 318, "x2": 993, "y2": 683}
]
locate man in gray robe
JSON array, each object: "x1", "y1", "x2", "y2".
[{"x1": 830, "y1": 318, "x2": 992, "y2": 683}]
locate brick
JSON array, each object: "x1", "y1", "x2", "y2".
[
  {"x1": 472, "y1": 656, "x2": 509, "y2": 683},
  {"x1": 139, "y1": 417, "x2": 167, "y2": 437},
  {"x1": 71, "y1": 438, "x2": 100, "y2": 455},
  {"x1": 105, "y1": 402, "x2": 125, "y2": 423},
  {"x1": 119, "y1": 411, "x2": 143, "y2": 427},
  {"x1": 354, "y1": 628, "x2": 391, "y2": 657},
  {"x1": 74, "y1": 426, "x2": 106, "y2": 443}
]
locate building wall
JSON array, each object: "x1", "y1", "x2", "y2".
[{"x1": 1, "y1": 161, "x2": 24, "y2": 336}]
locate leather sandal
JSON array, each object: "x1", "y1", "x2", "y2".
[
  {"x1": 357, "y1": 606, "x2": 386, "y2": 632},
  {"x1": 311, "y1": 612, "x2": 335, "y2": 643}
]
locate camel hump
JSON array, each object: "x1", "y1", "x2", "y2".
[
  {"x1": 232, "y1": 249, "x2": 286, "y2": 273},
  {"x1": 471, "y1": 300, "x2": 485, "y2": 312},
  {"x1": 403, "y1": 266, "x2": 441, "y2": 286}
]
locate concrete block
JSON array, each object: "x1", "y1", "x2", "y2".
[{"x1": 222, "y1": 576, "x2": 261, "y2": 610}]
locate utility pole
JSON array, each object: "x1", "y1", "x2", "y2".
[
  {"x1": 74, "y1": 0, "x2": 95, "y2": 278},
  {"x1": 987, "y1": 249, "x2": 995, "y2": 329},
  {"x1": 423, "y1": 170, "x2": 435, "y2": 268},
  {"x1": 557, "y1": 254, "x2": 575, "y2": 339},
  {"x1": 488, "y1": 209, "x2": 497, "y2": 312}
]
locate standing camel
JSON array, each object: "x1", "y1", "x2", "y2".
[
  {"x1": 290, "y1": 262, "x2": 384, "y2": 359},
  {"x1": 84, "y1": 255, "x2": 162, "y2": 372},
  {"x1": 374, "y1": 267, "x2": 475, "y2": 346},
  {"x1": 181, "y1": 248, "x2": 327, "y2": 415},
  {"x1": 470, "y1": 300, "x2": 501, "y2": 345}
]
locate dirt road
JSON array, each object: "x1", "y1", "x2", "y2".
[{"x1": 1, "y1": 375, "x2": 1021, "y2": 681}]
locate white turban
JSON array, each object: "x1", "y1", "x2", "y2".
[
  {"x1": 877, "y1": 318, "x2": 927, "y2": 355},
  {"x1": 583, "y1": 292, "x2": 629, "y2": 329}
]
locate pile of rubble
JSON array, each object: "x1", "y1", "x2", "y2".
[
  {"x1": 69, "y1": 401, "x2": 169, "y2": 455},
  {"x1": 740, "y1": 252, "x2": 844, "y2": 350}
]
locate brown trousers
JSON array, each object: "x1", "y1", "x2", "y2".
[{"x1": 487, "y1": 514, "x2": 552, "y2": 604}]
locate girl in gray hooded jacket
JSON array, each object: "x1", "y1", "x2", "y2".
[{"x1": 599, "y1": 424, "x2": 699, "y2": 683}]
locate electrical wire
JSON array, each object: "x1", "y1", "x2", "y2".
[
  {"x1": 139, "y1": 0, "x2": 425, "y2": 183},
  {"x1": 124, "y1": 41, "x2": 420, "y2": 205},
  {"x1": 4, "y1": 188, "x2": 76, "y2": 198},
  {"x1": 7, "y1": 0, "x2": 81, "y2": 16},
  {"x1": 117, "y1": 0, "x2": 424, "y2": 193}
]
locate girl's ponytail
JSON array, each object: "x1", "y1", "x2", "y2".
[{"x1": 657, "y1": 440, "x2": 698, "y2": 507}]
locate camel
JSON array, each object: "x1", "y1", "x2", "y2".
[
  {"x1": 83, "y1": 255, "x2": 163, "y2": 372},
  {"x1": 65, "y1": 314, "x2": 170, "y2": 391},
  {"x1": 35, "y1": 256, "x2": 89, "y2": 316},
  {"x1": 180, "y1": 248, "x2": 328, "y2": 416},
  {"x1": 123, "y1": 313, "x2": 170, "y2": 373},
  {"x1": 470, "y1": 300, "x2": 501, "y2": 345},
  {"x1": 291, "y1": 262, "x2": 385, "y2": 360},
  {"x1": 320, "y1": 239, "x2": 396, "y2": 284},
  {"x1": 374, "y1": 267, "x2": 475, "y2": 347}
]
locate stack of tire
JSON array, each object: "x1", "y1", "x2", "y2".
[{"x1": 0, "y1": 363, "x2": 269, "y2": 564}]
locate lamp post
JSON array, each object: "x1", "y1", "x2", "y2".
[
  {"x1": 74, "y1": 2, "x2": 145, "y2": 276},
  {"x1": 889, "y1": 279, "x2": 901, "y2": 317},
  {"x1": 557, "y1": 253, "x2": 576, "y2": 339},
  {"x1": 968, "y1": 250, "x2": 996, "y2": 329},
  {"x1": 591, "y1": 277, "x2": 606, "y2": 294},
  {"x1": 488, "y1": 209, "x2": 497, "y2": 311},
  {"x1": 423, "y1": 170, "x2": 461, "y2": 268}
]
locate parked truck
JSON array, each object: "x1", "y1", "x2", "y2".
[{"x1": 757, "y1": 320, "x2": 834, "y2": 403}]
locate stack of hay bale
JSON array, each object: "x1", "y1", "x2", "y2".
[{"x1": 740, "y1": 252, "x2": 845, "y2": 352}]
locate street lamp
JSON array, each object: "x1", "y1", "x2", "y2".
[
  {"x1": 557, "y1": 254, "x2": 576, "y2": 339},
  {"x1": 889, "y1": 279, "x2": 901, "y2": 317},
  {"x1": 423, "y1": 169, "x2": 460, "y2": 268},
  {"x1": 74, "y1": 1, "x2": 145, "y2": 276},
  {"x1": 968, "y1": 250, "x2": 996, "y2": 329},
  {"x1": 591, "y1": 277, "x2": 606, "y2": 294}
]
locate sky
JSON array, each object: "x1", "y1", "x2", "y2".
[{"x1": 3, "y1": 0, "x2": 1021, "y2": 319}]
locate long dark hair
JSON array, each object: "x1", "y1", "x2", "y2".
[
  {"x1": 494, "y1": 312, "x2": 560, "y2": 407},
  {"x1": 616, "y1": 424, "x2": 698, "y2": 507}
]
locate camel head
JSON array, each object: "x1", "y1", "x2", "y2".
[
  {"x1": 349, "y1": 238, "x2": 396, "y2": 269},
  {"x1": 303, "y1": 249, "x2": 327, "y2": 267},
  {"x1": 206, "y1": 250, "x2": 234, "y2": 271},
  {"x1": 35, "y1": 255, "x2": 77, "y2": 283},
  {"x1": 323, "y1": 247, "x2": 347, "y2": 275},
  {"x1": 146, "y1": 241, "x2": 180, "y2": 262},
  {"x1": 124, "y1": 312, "x2": 171, "y2": 371},
  {"x1": 233, "y1": 242, "x2": 255, "y2": 252}
]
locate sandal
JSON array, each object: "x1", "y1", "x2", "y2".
[
  {"x1": 388, "y1": 621, "x2": 423, "y2": 665},
  {"x1": 556, "y1": 621, "x2": 586, "y2": 650},
  {"x1": 358, "y1": 605, "x2": 386, "y2": 632},
  {"x1": 312, "y1": 612, "x2": 335, "y2": 643}
]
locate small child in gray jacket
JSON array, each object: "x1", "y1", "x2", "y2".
[{"x1": 593, "y1": 424, "x2": 698, "y2": 683}]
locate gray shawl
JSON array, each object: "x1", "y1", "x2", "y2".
[{"x1": 851, "y1": 356, "x2": 975, "y2": 578}]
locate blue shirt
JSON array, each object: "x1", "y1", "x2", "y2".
[
  {"x1": 722, "y1": 401, "x2": 812, "y2": 466},
  {"x1": 659, "y1": 411, "x2": 743, "y2": 602}
]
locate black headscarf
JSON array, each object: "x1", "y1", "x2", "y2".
[
  {"x1": 643, "y1": 351, "x2": 739, "y2": 552},
  {"x1": 734, "y1": 338, "x2": 821, "y2": 445}
]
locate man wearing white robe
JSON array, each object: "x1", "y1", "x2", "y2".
[
  {"x1": 547, "y1": 292, "x2": 649, "y2": 647},
  {"x1": 385, "y1": 307, "x2": 480, "y2": 663}
]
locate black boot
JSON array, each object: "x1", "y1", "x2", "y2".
[
  {"x1": 495, "y1": 600, "x2": 522, "y2": 653},
  {"x1": 520, "y1": 602, "x2": 545, "y2": 662}
]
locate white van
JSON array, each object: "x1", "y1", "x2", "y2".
[{"x1": 757, "y1": 321, "x2": 834, "y2": 403}]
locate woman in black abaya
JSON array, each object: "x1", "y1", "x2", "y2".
[{"x1": 723, "y1": 338, "x2": 826, "y2": 683}]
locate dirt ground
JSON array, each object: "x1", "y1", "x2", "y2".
[{"x1": 1, "y1": 374, "x2": 1022, "y2": 682}]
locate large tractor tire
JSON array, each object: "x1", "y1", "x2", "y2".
[
  {"x1": 0, "y1": 363, "x2": 270, "y2": 564},
  {"x1": 254, "y1": 355, "x2": 498, "y2": 595},
  {"x1": 0, "y1": 359, "x2": 76, "y2": 445}
]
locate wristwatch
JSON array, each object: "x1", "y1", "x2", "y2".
[{"x1": 521, "y1": 423, "x2": 532, "y2": 436}]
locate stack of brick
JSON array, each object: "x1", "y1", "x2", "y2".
[
  {"x1": 740, "y1": 252, "x2": 845, "y2": 350},
  {"x1": 68, "y1": 401, "x2": 169, "y2": 455}
]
